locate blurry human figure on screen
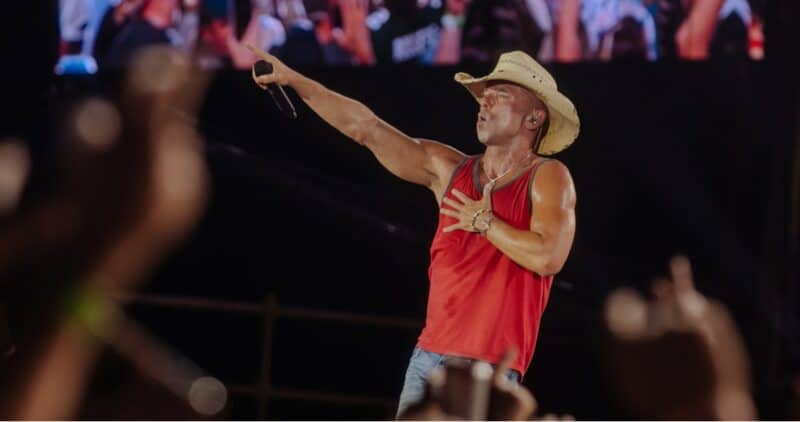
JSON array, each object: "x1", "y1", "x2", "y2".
[
  {"x1": 275, "y1": 0, "x2": 374, "y2": 65},
  {"x1": 552, "y1": 0, "x2": 582, "y2": 62},
  {"x1": 59, "y1": 0, "x2": 93, "y2": 55},
  {"x1": 454, "y1": 0, "x2": 613, "y2": 65},
  {"x1": 93, "y1": 0, "x2": 146, "y2": 67},
  {"x1": 581, "y1": 0, "x2": 657, "y2": 61},
  {"x1": 95, "y1": 0, "x2": 199, "y2": 68},
  {"x1": 103, "y1": 0, "x2": 181, "y2": 67},
  {"x1": 56, "y1": 0, "x2": 101, "y2": 74},
  {"x1": 270, "y1": 0, "x2": 321, "y2": 64},
  {"x1": 197, "y1": 0, "x2": 286, "y2": 69},
  {"x1": 248, "y1": 46, "x2": 578, "y2": 417},
  {"x1": 369, "y1": 0, "x2": 441, "y2": 64},
  {"x1": 657, "y1": 0, "x2": 762, "y2": 59},
  {"x1": 707, "y1": 0, "x2": 758, "y2": 58},
  {"x1": 428, "y1": 0, "x2": 469, "y2": 64},
  {"x1": 459, "y1": 0, "x2": 550, "y2": 65}
]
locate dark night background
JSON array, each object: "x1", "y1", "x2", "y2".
[{"x1": 2, "y1": 0, "x2": 799, "y2": 419}]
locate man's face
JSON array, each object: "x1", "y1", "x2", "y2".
[{"x1": 476, "y1": 81, "x2": 540, "y2": 145}]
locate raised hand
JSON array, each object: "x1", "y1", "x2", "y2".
[
  {"x1": 440, "y1": 181, "x2": 495, "y2": 234},
  {"x1": 246, "y1": 43, "x2": 296, "y2": 88},
  {"x1": 488, "y1": 348, "x2": 537, "y2": 420},
  {"x1": 398, "y1": 348, "x2": 537, "y2": 421},
  {"x1": 603, "y1": 255, "x2": 756, "y2": 420},
  {"x1": 334, "y1": 0, "x2": 375, "y2": 65}
]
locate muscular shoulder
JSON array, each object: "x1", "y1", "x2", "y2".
[
  {"x1": 416, "y1": 138, "x2": 466, "y2": 198},
  {"x1": 531, "y1": 159, "x2": 576, "y2": 209},
  {"x1": 417, "y1": 138, "x2": 466, "y2": 178}
]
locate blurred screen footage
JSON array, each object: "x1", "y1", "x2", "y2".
[{"x1": 56, "y1": 0, "x2": 765, "y2": 73}]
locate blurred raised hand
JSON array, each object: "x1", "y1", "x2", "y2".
[
  {"x1": 675, "y1": 0, "x2": 725, "y2": 59},
  {"x1": 397, "y1": 348, "x2": 537, "y2": 420},
  {"x1": 433, "y1": 0, "x2": 471, "y2": 64},
  {"x1": 555, "y1": 0, "x2": 582, "y2": 62},
  {"x1": 1, "y1": 45, "x2": 210, "y2": 419},
  {"x1": 487, "y1": 349, "x2": 537, "y2": 420},
  {"x1": 333, "y1": 0, "x2": 375, "y2": 65},
  {"x1": 603, "y1": 255, "x2": 756, "y2": 419}
]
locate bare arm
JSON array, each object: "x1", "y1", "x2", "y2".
[
  {"x1": 433, "y1": 23, "x2": 462, "y2": 65},
  {"x1": 226, "y1": 18, "x2": 262, "y2": 70},
  {"x1": 484, "y1": 161, "x2": 576, "y2": 275},
  {"x1": 441, "y1": 160, "x2": 576, "y2": 275},
  {"x1": 433, "y1": 0, "x2": 470, "y2": 64},
  {"x1": 675, "y1": 0, "x2": 726, "y2": 59},
  {"x1": 247, "y1": 44, "x2": 464, "y2": 198},
  {"x1": 555, "y1": 0, "x2": 582, "y2": 62}
]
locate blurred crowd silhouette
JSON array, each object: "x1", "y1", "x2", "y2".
[{"x1": 0, "y1": 45, "x2": 214, "y2": 419}]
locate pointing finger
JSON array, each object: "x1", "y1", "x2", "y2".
[
  {"x1": 246, "y1": 42, "x2": 270, "y2": 60},
  {"x1": 670, "y1": 255, "x2": 694, "y2": 293}
]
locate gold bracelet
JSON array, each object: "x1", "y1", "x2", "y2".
[
  {"x1": 476, "y1": 212, "x2": 494, "y2": 236},
  {"x1": 470, "y1": 208, "x2": 488, "y2": 232}
]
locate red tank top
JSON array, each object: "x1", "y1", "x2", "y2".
[{"x1": 418, "y1": 155, "x2": 554, "y2": 376}]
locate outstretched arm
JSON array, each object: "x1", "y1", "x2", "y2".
[
  {"x1": 440, "y1": 160, "x2": 576, "y2": 275},
  {"x1": 555, "y1": 0, "x2": 582, "y2": 62},
  {"x1": 675, "y1": 0, "x2": 726, "y2": 59},
  {"x1": 247, "y1": 45, "x2": 464, "y2": 200}
]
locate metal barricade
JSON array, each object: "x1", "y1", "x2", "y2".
[{"x1": 116, "y1": 292, "x2": 421, "y2": 418}]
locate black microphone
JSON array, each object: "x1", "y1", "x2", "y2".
[{"x1": 253, "y1": 60, "x2": 298, "y2": 119}]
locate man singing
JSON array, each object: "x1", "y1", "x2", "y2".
[{"x1": 248, "y1": 45, "x2": 579, "y2": 416}]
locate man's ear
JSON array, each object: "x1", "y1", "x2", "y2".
[{"x1": 524, "y1": 109, "x2": 547, "y2": 131}]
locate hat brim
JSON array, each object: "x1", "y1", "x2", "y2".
[{"x1": 455, "y1": 72, "x2": 580, "y2": 155}]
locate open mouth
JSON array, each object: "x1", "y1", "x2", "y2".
[{"x1": 478, "y1": 114, "x2": 488, "y2": 122}]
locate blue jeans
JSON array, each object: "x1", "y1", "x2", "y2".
[{"x1": 396, "y1": 346, "x2": 521, "y2": 417}]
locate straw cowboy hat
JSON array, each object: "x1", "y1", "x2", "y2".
[{"x1": 455, "y1": 51, "x2": 580, "y2": 155}]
